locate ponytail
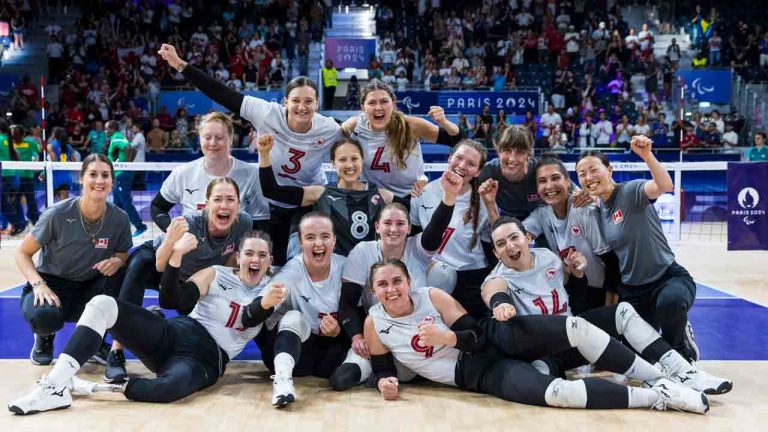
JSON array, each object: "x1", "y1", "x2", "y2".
[
  {"x1": 386, "y1": 110, "x2": 417, "y2": 169},
  {"x1": 464, "y1": 176, "x2": 481, "y2": 249}
]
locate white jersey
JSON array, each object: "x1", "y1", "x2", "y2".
[
  {"x1": 369, "y1": 288, "x2": 460, "y2": 386},
  {"x1": 189, "y1": 266, "x2": 269, "y2": 360},
  {"x1": 269, "y1": 253, "x2": 346, "y2": 334},
  {"x1": 159, "y1": 157, "x2": 269, "y2": 220},
  {"x1": 343, "y1": 235, "x2": 433, "y2": 309},
  {"x1": 483, "y1": 248, "x2": 571, "y2": 316},
  {"x1": 410, "y1": 181, "x2": 491, "y2": 270},
  {"x1": 523, "y1": 198, "x2": 610, "y2": 288},
  {"x1": 240, "y1": 96, "x2": 341, "y2": 206},
  {"x1": 352, "y1": 113, "x2": 425, "y2": 197}
]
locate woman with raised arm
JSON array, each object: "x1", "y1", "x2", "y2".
[
  {"x1": 256, "y1": 133, "x2": 393, "y2": 256},
  {"x1": 8, "y1": 231, "x2": 283, "y2": 414},
  {"x1": 364, "y1": 258, "x2": 709, "y2": 414},
  {"x1": 575, "y1": 136, "x2": 700, "y2": 362},
  {"x1": 341, "y1": 80, "x2": 463, "y2": 207},
  {"x1": 158, "y1": 44, "x2": 342, "y2": 266}
]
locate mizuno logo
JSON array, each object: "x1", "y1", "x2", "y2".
[
  {"x1": 677, "y1": 375, "x2": 691, "y2": 383},
  {"x1": 51, "y1": 388, "x2": 65, "y2": 397},
  {"x1": 66, "y1": 218, "x2": 77, "y2": 223},
  {"x1": 300, "y1": 295, "x2": 311, "y2": 302},
  {"x1": 219, "y1": 283, "x2": 232, "y2": 291},
  {"x1": 421, "y1": 205, "x2": 434, "y2": 210},
  {"x1": 185, "y1": 188, "x2": 201, "y2": 194},
  {"x1": 326, "y1": 196, "x2": 342, "y2": 201},
  {"x1": 512, "y1": 286, "x2": 523, "y2": 294},
  {"x1": 379, "y1": 324, "x2": 395, "y2": 334}
]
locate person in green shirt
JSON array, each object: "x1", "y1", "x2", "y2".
[
  {"x1": 746, "y1": 132, "x2": 768, "y2": 161},
  {"x1": 106, "y1": 120, "x2": 147, "y2": 236},
  {"x1": 11, "y1": 125, "x2": 41, "y2": 225},
  {"x1": 0, "y1": 120, "x2": 26, "y2": 235},
  {"x1": 85, "y1": 121, "x2": 107, "y2": 155}
]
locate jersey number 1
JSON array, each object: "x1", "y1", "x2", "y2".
[
  {"x1": 532, "y1": 290, "x2": 568, "y2": 315},
  {"x1": 370, "y1": 147, "x2": 391, "y2": 172}
]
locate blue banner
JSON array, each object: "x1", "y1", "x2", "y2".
[
  {"x1": 158, "y1": 90, "x2": 284, "y2": 115},
  {"x1": 395, "y1": 90, "x2": 539, "y2": 116},
  {"x1": 727, "y1": 162, "x2": 768, "y2": 250},
  {"x1": 676, "y1": 69, "x2": 732, "y2": 104},
  {"x1": 324, "y1": 38, "x2": 377, "y2": 69}
]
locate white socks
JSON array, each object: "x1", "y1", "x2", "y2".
[
  {"x1": 273, "y1": 352, "x2": 295, "y2": 378},
  {"x1": 46, "y1": 353, "x2": 80, "y2": 388}
]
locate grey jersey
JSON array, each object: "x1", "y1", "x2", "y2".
[
  {"x1": 598, "y1": 179, "x2": 675, "y2": 285},
  {"x1": 342, "y1": 235, "x2": 432, "y2": 309},
  {"x1": 369, "y1": 288, "x2": 460, "y2": 386},
  {"x1": 410, "y1": 180, "x2": 490, "y2": 270},
  {"x1": 352, "y1": 113, "x2": 425, "y2": 197},
  {"x1": 240, "y1": 96, "x2": 342, "y2": 205},
  {"x1": 479, "y1": 157, "x2": 543, "y2": 220},
  {"x1": 189, "y1": 266, "x2": 269, "y2": 360},
  {"x1": 523, "y1": 198, "x2": 610, "y2": 288},
  {"x1": 153, "y1": 211, "x2": 253, "y2": 280},
  {"x1": 270, "y1": 253, "x2": 346, "y2": 335},
  {"x1": 159, "y1": 157, "x2": 269, "y2": 220},
  {"x1": 483, "y1": 248, "x2": 571, "y2": 316},
  {"x1": 32, "y1": 198, "x2": 132, "y2": 281}
]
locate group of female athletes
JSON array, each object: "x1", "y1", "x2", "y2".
[{"x1": 8, "y1": 44, "x2": 732, "y2": 416}]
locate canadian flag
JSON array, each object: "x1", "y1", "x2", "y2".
[
  {"x1": 612, "y1": 210, "x2": 624, "y2": 224},
  {"x1": 94, "y1": 238, "x2": 109, "y2": 249}
]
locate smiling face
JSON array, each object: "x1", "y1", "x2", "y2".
[
  {"x1": 299, "y1": 215, "x2": 336, "y2": 269},
  {"x1": 79, "y1": 160, "x2": 113, "y2": 200},
  {"x1": 200, "y1": 120, "x2": 231, "y2": 160},
  {"x1": 448, "y1": 144, "x2": 483, "y2": 188},
  {"x1": 536, "y1": 164, "x2": 570, "y2": 207},
  {"x1": 499, "y1": 147, "x2": 529, "y2": 180},
  {"x1": 491, "y1": 221, "x2": 532, "y2": 271},
  {"x1": 576, "y1": 156, "x2": 613, "y2": 197},
  {"x1": 371, "y1": 263, "x2": 412, "y2": 314},
  {"x1": 284, "y1": 85, "x2": 317, "y2": 130},
  {"x1": 376, "y1": 206, "x2": 411, "y2": 249},
  {"x1": 332, "y1": 142, "x2": 363, "y2": 184},
  {"x1": 362, "y1": 89, "x2": 395, "y2": 132},
  {"x1": 237, "y1": 237, "x2": 272, "y2": 286},
  {"x1": 206, "y1": 182, "x2": 240, "y2": 233}
]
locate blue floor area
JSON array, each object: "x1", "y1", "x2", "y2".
[{"x1": 0, "y1": 283, "x2": 765, "y2": 361}]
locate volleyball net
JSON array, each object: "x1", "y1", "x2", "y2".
[{"x1": 0, "y1": 160, "x2": 729, "y2": 243}]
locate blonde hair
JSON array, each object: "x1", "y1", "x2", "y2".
[
  {"x1": 361, "y1": 80, "x2": 417, "y2": 169},
  {"x1": 199, "y1": 111, "x2": 235, "y2": 144}
]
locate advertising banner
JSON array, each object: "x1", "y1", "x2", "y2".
[
  {"x1": 324, "y1": 38, "x2": 377, "y2": 69},
  {"x1": 676, "y1": 69, "x2": 732, "y2": 104},
  {"x1": 727, "y1": 162, "x2": 768, "y2": 250},
  {"x1": 394, "y1": 90, "x2": 540, "y2": 116}
]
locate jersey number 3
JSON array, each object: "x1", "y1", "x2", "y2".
[
  {"x1": 370, "y1": 147, "x2": 391, "y2": 172},
  {"x1": 279, "y1": 148, "x2": 306, "y2": 178}
]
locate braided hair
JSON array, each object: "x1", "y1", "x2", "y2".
[{"x1": 449, "y1": 139, "x2": 488, "y2": 249}]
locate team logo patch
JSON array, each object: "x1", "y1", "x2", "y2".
[
  {"x1": 527, "y1": 194, "x2": 540, "y2": 202},
  {"x1": 371, "y1": 194, "x2": 381, "y2": 205},
  {"x1": 196, "y1": 203, "x2": 206, "y2": 210},
  {"x1": 570, "y1": 225, "x2": 582, "y2": 236},
  {"x1": 612, "y1": 210, "x2": 624, "y2": 224},
  {"x1": 545, "y1": 268, "x2": 557, "y2": 280},
  {"x1": 313, "y1": 138, "x2": 325, "y2": 147},
  {"x1": 222, "y1": 243, "x2": 235, "y2": 256},
  {"x1": 94, "y1": 238, "x2": 109, "y2": 249}
]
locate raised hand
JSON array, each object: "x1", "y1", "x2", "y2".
[
  {"x1": 427, "y1": 106, "x2": 447, "y2": 125},
  {"x1": 173, "y1": 232, "x2": 199, "y2": 255},
  {"x1": 440, "y1": 170, "x2": 463, "y2": 202},
  {"x1": 564, "y1": 248, "x2": 587, "y2": 277},
  {"x1": 478, "y1": 178, "x2": 499, "y2": 205},
  {"x1": 256, "y1": 133, "x2": 274, "y2": 155},
  {"x1": 630, "y1": 135, "x2": 653, "y2": 160},
  {"x1": 260, "y1": 282, "x2": 287, "y2": 309},
  {"x1": 157, "y1": 44, "x2": 185, "y2": 70},
  {"x1": 166, "y1": 216, "x2": 189, "y2": 244}
]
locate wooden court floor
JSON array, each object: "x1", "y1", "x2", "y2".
[{"x1": 0, "y1": 240, "x2": 766, "y2": 431}]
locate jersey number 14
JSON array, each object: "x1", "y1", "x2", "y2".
[{"x1": 532, "y1": 290, "x2": 568, "y2": 315}]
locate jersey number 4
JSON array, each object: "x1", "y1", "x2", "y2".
[
  {"x1": 279, "y1": 148, "x2": 306, "y2": 178},
  {"x1": 226, "y1": 302, "x2": 247, "y2": 331},
  {"x1": 532, "y1": 290, "x2": 568, "y2": 315},
  {"x1": 370, "y1": 147, "x2": 391, "y2": 172}
]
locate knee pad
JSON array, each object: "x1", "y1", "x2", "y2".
[
  {"x1": 29, "y1": 307, "x2": 65, "y2": 336},
  {"x1": 565, "y1": 316, "x2": 609, "y2": 364},
  {"x1": 78, "y1": 295, "x2": 118, "y2": 336},
  {"x1": 427, "y1": 262, "x2": 457, "y2": 294},
  {"x1": 330, "y1": 351, "x2": 371, "y2": 391},
  {"x1": 278, "y1": 310, "x2": 311, "y2": 342},
  {"x1": 615, "y1": 302, "x2": 657, "y2": 352},
  {"x1": 531, "y1": 359, "x2": 551, "y2": 375},
  {"x1": 544, "y1": 378, "x2": 587, "y2": 408}
]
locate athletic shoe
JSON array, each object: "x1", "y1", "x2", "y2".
[
  {"x1": 30, "y1": 334, "x2": 54, "y2": 366},
  {"x1": 132, "y1": 224, "x2": 148, "y2": 238},
  {"x1": 8, "y1": 379, "x2": 72, "y2": 415},
  {"x1": 651, "y1": 378, "x2": 709, "y2": 414},
  {"x1": 271, "y1": 375, "x2": 296, "y2": 408},
  {"x1": 88, "y1": 342, "x2": 111, "y2": 365},
  {"x1": 146, "y1": 304, "x2": 166, "y2": 319},
  {"x1": 671, "y1": 368, "x2": 733, "y2": 395},
  {"x1": 104, "y1": 350, "x2": 128, "y2": 384},
  {"x1": 682, "y1": 321, "x2": 700, "y2": 363}
]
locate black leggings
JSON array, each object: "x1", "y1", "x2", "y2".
[
  {"x1": 21, "y1": 272, "x2": 123, "y2": 335},
  {"x1": 268, "y1": 204, "x2": 310, "y2": 266},
  {"x1": 118, "y1": 242, "x2": 161, "y2": 307},
  {"x1": 454, "y1": 268, "x2": 491, "y2": 321},
  {"x1": 261, "y1": 329, "x2": 349, "y2": 378},
  {"x1": 63, "y1": 299, "x2": 226, "y2": 403}
]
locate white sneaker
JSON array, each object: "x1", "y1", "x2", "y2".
[
  {"x1": 651, "y1": 378, "x2": 709, "y2": 414},
  {"x1": 8, "y1": 379, "x2": 72, "y2": 415},
  {"x1": 672, "y1": 368, "x2": 733, "y2": 395},
  {"x1": 271, "y1": 375, "x2": 296, "y2": 408}
]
